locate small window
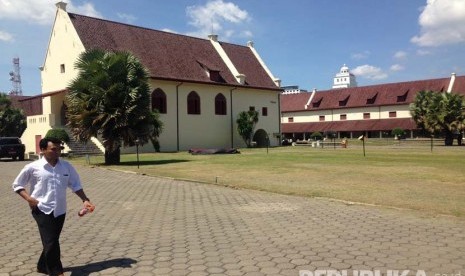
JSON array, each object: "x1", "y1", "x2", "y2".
[
  {"x1": 209, "y1": 70, "x2": 224, "y2": 82},
  {"x1": 262, "y1": 107, "x2": 268, "y2": 116},
  {"x1": 249, "y1": 106, "x2": 255, "y2": 111},
  {"x1": 339, "y1": 96, "x2": 349, "y2": 107},
  {"x1": 363, "y1": 113, "x2": 370, "y2": 119},
  {"x1": 151, "y1": 88, "x2": 167, "y2": 114},
  {"x1": 187, "y1": 91, "x2": 201, "y2": 115},
  {"x1": 389, "y1": 111, "x2": 397, "y2": 118},
  {"x1": 397, "y1": 91, "x2": 409, "y2": 102},
  {"x1": 60, "y1": 64, "x2": 65, "y2": 73},
  {"x1": 288, "y1": 117, "x2": 294, "y2": 123},
  {"x1": 319, "y1": 115, "x2": 325, "y2": 121},
  {"x1": 366, "y1": 93, "x2": 378, "y2": 105},
  {"x1": 215, "y1": 93, "x2": 227, "y2": 115},
  {"x1": 312, "y1": 98, "x2": 322, "y2": 108},
  {"x1": 340, "y1": 114, "x2": 347, "y2": 120}
]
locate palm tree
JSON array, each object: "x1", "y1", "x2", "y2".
[
  {"x1": 66, "y1": 49, "x2": 163, "y2": 164},
  {"x1": 236, "y1": 110, "x2": 259, "y2": 147},
  {"x1": 410, "y1": 90, "x2": 465, "y2": 146},
  {"x1": 410, "y1": 90, "x2": 436, "y2": 136},
  {"x1": 435, "y1": 92, "x2": 465, "y2": 145}
]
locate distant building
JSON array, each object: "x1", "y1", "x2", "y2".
[
  {"x1": 332, "y1": 64, "x2": 357, "y2": 89},
  {"x1": 281, "y1": 73, "x2": 465, "y2": 140},
  {"x1": 282, "y1": 85, "x2": 308, "y2": 94}
]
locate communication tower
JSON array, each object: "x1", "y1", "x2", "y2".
[{"x1": 9, "y1": 57, "x2": 22, "y2": 96}]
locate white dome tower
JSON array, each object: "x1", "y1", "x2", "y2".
[{"x1": 332, "y1": 64, "x2": 357, "y2": 89}]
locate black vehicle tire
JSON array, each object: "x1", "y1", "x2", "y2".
[
  {"x1": 12, "y1": 156, "x2": 17, "y2": 161},
  {"x1": 19, "y1": 155, "x2": 25, "y2": 161}
]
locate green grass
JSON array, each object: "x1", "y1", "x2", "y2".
[{"x1": 70, "y1": 142, "x2": 465, "y2": 217}]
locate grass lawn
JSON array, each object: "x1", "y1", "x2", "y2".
[{"x1": 70, "y1": 141, "x2": 465, "y2": 217}]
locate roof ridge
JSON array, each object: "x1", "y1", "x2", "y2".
[
  {"x1": 68, "y1": 12, "x2": 245, "y2": 46},
  {"x1": 315, "y1": 76, "x2": 455, "y2": 93}
]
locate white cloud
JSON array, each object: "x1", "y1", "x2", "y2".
[
  {"x1": 390, "y1": 64, "x2": 405, "y2": 71},
  {"x1": 186, "y1": 0, "x2": 252, "y2": 40},
  {"x1": 352, "y1": 65, "x2": 388, "y2": 80},
  {"x1": 411, "y1": 0, "x2": 465, "y2": 47},
  {"x1": 69, "y1": 2, "x2": 102, "y2": 19},
  {"x1": 241, "y1": 30, "x2": 253, "y2": 38},
  {"x1": 393, "y1": 51, "x2": 407, "y2": 59},
  {"x1": 416, "y1": 49, "x2": 431, "y2": 56},
  {"x1": 0, "y1": 0, "x2": 102, "y2": 25},
  {"x1": 117, "y1": 12, "x2": 136, "y2": 24},
  {"x1": 351, "y1": 51, "x2": 370, "y2": 60},
  {"x1": 0, "y1": 30, "x2": 13, "y2": 42}
]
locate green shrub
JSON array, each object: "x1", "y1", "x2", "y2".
[
  {"x1": 45, "y1": 128, "x2": 70, "y2": 143},
  {"x1": 310, "y1": 131, "x2": 323, "y2": 140},
  {"x1": 391, "y1": 128, "x2": 406, "y2": 139}
]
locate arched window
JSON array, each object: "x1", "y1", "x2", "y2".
[
  {"x1": 187, "y1": 91, "x2": 201, "y2": 114},
  {"x1": 215, "y1": 93, "x2": 227, "y2": 115},
  {"x1": 151, "y1": 88, "x2": 167, "y2": 114}
]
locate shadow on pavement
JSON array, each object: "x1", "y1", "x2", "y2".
[{"x1": 64, "y1": 258, "x2": 137, "y2": 275}]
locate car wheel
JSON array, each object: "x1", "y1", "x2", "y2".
[
  {"x1": 12, "y1": 156, "x2": 17, "y2": 161},
  {"x1": 19, "y1": 155, "x2": 25, "y2": 161}
]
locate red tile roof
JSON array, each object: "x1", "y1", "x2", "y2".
[
  {"x1": 68, "y1": 13, "x2": 279, "y2": 91},
  {"x1": 282, "y1": 118, "x2": 417, "y2": 133},
  {"x1": 8, "y1": 95, "x2": 43, "y2": 116},
  {"x1": 220, "y1": 42, "x2": 277, "y2": 88},
  {"x1": 281, "y1": 76, "x2": 465, "y2": 112}
]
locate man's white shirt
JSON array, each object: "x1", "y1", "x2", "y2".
[{"x1": 13, "y1": 158, "x2": 83, "y2": 217}]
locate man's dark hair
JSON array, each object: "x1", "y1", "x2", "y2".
[{"x1": 39, "y1": 137, "x2": 62, "y2": 150}]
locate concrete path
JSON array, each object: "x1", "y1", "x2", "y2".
[{"x1": 0, "y1": 160, "x2": 464, "y2": 276}]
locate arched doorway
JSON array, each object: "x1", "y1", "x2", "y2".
[
  {"x1": 253, "y1": 129, "x2": 268, "y2": 148},
  {"x1": 60, "y1": 102, "x2": 68, "y2": 126}
]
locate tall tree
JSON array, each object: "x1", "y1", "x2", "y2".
[
  {"x1": 410, "y1": 90, "x2": 465, "y2": 146},
  {"x1": 0, "y1": 93, "x2": 26, "y2": 137},
  {"x1": 236, "y1": 110, "x2": 259, "y2": 147},
  {"x1": 66, "y1": 49, "x2": 163, "y2": 164}
]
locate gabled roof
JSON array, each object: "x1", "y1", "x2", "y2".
[
  {"x1": 68, "y1": 13, "x2": 279, "y2": 90},
  {"x1": 281, "y1": 76, "x2": 465, "y2": 112}
]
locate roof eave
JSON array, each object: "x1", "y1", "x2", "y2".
[{"x1": 150, "y1": 76, "x2": 283, "y2": 92}]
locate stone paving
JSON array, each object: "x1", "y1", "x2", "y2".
[{"x1": 0, "y1": 160, "x2": 464, "y2": 276}]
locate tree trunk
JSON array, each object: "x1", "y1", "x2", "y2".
[
  {"x1": 444, "y1": 132, "x2": 454, "y2": 146},
  {"x1": 104, "y1": 147, "x2": 120, "y2": 165}
]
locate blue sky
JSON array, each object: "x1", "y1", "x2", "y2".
[{"x1": 1, "y1": 0, "x2": 465, "y2": 95}]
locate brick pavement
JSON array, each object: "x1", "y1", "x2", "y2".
[{"x1": 0, "y1": 160, "x2": 464, "y2": 276}]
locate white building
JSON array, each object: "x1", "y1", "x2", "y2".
[
  {"x1": 332, "y1": 64, "x2": 357, "y2": 89},
  {"x1": 20, "y1": 2, "x2": 282, "y2": 154},
  {"x1": 281, "y1": 73, "x2": 465, "y2": 140}
]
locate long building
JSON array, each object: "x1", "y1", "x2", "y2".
[{"x1": 281, "y1": 74, "x2": 465, "y2": 140}]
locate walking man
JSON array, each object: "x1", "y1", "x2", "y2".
[{"x1": 12, "y1": 137, "x2": 95, "y2": 275}]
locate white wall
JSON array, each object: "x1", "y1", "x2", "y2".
[
  {"x1": 147, "y1": 82, "x2": 280, "y2": 152},
  {"x1": 41, "y1": 8, "x2": 85, "y2": 95},
  {"x1": 282, "y1": 104, "x2": 412, "y2": 124}
]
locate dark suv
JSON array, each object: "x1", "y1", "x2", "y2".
[{"x1": 0, "y1": 137, "x2": 25, "y2": 161}]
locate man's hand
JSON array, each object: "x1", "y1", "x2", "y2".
[
  {"x1": 27, "y1": 196, "x2": 39, "y2": 209},
  {"x1": 83, "y1": 200, "x2": 95, "y2": 212}
]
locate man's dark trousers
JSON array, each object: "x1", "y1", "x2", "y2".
[{"x1": 32, "y1": 208, "x2": 66, "y2": 275}]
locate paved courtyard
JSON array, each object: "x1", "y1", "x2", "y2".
[{"x1": 1, "y1": 160, "x2": 464, "y2": 276}]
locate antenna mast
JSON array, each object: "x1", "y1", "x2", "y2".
[{"x1": 9, "y1": 57, "x2": 22, "y2": 96}]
